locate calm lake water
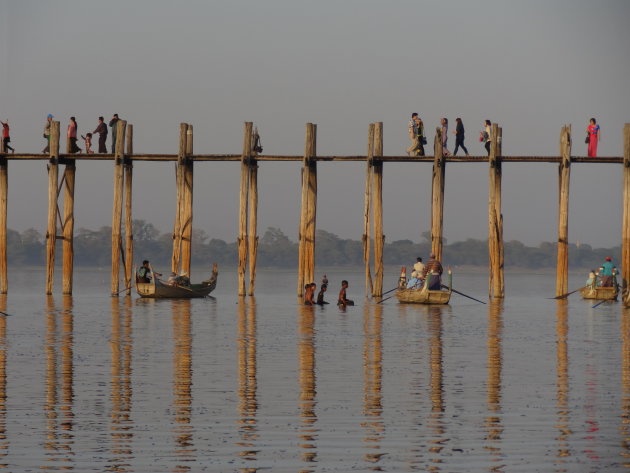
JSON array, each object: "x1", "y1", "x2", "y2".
[{"x1": 0, "y1": 266, "x2": 627, "y2": 472}]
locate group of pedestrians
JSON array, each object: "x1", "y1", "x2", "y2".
[
  {"x1": 42, "y1": 113, "x2": 121, "y2": 154},
  {"x1": 407, "y1": 115, "x2": 602, "y2": 158}
]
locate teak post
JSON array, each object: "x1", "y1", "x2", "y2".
[
  {"x1": 0, "y1": 155, "x2": 6, "y2": 294},
  {"x1": 555, "y1": 125, "x2": 572, "y2": 297},
  {"x1": 238, "y1": 122, "x2": 253, "y2": 296},
  {"x1": 622, "y1": 123, "x2": 630, "y2": 298},
  {"x1": 431, "y1": 127, "x2": 445, "y2": 261},
  {"x1": 363, "y1": 124, "x2": 375, "y2": 297},
  {"x1": 247, "y1": 128, "x2": 260, "y2": 296},
  {"x1": 110, "y1": 120, "x2": 127, "y2": 296},
  {"x1": 45, "y1": 121, "x2": 60, "y2": 295},
  {"x1": 372, "y1": 122, "x2": 384, "y2": 297},
  {"x1": 171, "y1": 123, "x2": 188, "y2": 274},
  {"x1": 488, "y1": 123, "x2": 504, "y2": 299},
  {"x1": 123, "y1": 124, "x2": 134, "y2": 295},
  {"x1": 181, "y1": 124, "x2": 194, "y2": 276},
  {"x1": 298, "y1": 123, "x2": 318, "y2": 295},
  {"x1": 61, "y1": 159, "x2": 76, "y2": 295}
]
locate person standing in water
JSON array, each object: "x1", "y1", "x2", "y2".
[{"x1": 337, "y1": 280, "x2": 354, "y2": 307}]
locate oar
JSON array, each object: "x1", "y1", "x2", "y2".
[
  {"x1": 548, "y1": 286, "x2": 585, "y2": 300},
  {"x1": 591, "y1": 299, "x2": 608, "y2": 309},
  {"x1": 0, "y1": 311, "x2": 13, "y2": 317},
  {"x1": 442, "y1": 285, "x2": 486, "y2": 304},
  {"x1": 377, "y1": 295, "x2": 394, "y2": 304},
  {"x1": 113, "y1": 284, "x2": 134, "y2": 296},
  {"x1": 381, "y1": 286, "x2": 399, "y2": 297}
]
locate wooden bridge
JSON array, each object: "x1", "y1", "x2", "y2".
[{"x1": 0, "y1": 121, "x2": 628, "y2": 300}]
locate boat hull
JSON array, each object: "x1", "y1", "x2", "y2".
[
  {"x1": 136, "y1": 265, "x2": 218, "y2": 299},
  {"x1": 396, "y1": 287, "x2": 451, "y2": 305},
  {"x1": 580, "y1": 285, "x2": 618, "y2": 301}
]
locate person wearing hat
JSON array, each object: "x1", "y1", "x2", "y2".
[
  {"x1": 599, "y1": 256, "x2": 617, "y2": 287},
  {"x1": 43, "y1": 114, "x2": 53, "y2": 153}
]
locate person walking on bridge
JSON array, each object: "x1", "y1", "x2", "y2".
[
  {"x1": 67, "y1": 117, "x2": 81, "y2": 154},
  {"x1": 0, "y1": 120, "x2": 14, "y2": 153},
  {"x1": 586, "y1": 118, "x2": 600, "y2": 157},
  {"x1": 109, "y1": 113, "x2": 120, "y2": 153},
  {"x1": 452, "y1": 118, "x2": 469, "y2": 156},
  {"x1": 42, "y1": 114, "x2": 53, "y2": 153},
  {"x1": 93, "y1": 116, "x2": 108, "y2": 153}
]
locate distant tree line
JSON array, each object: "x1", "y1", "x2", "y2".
[{"x1": 6, "y1": 220, "x2": 620, "y2": 270}]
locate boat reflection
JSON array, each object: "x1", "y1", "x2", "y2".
[
  {"x1": 172, "y1": 299, "x2": 195, "y2": 470},
  {"x1": 236, "y1": 297, "x2": 259, "y2": 468},
  {"x1": 0, "y1": 295, "x2": 7, "y2": 469},
  {"x1": 109, "y1": 296, "x2": 134, "y2": 471},
  {"x1": 298, "y1": 305, "x2": 317, "y2": 471},
  {"x1": 43, "y1": 295, "x2": 75, "y2": 470},
  {"x1": 485, "y1": 300, "x2": 505, "y2": 471},
  {"x1": 362, "y1": 303, "x2": 385, "y2": 469}
]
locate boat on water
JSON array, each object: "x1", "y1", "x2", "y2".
[
  {"x1": 580, "y1": 280, "x2": 618, "y2": 301},
  {"x1": 136, "y1": 264, "x2": 218, "y2": 299},
  {"x1": 396, "y1": 270, "x2": 452, "y2": 305}
]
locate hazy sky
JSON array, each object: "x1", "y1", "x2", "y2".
[{"x1": 1, "y1": 0, "x2": 629, "y2": 248}]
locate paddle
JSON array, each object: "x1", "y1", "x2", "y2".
[
  {"x1": 377, "y1": 295, "x2": 394, "y2": 304},
  {"x1": 591, "y1": 299, "x2": 608, "y2": 309},
  {"x1": 442, "y1": 285, "x2": 486, "y2": 304},
  {"x1": 548, "y1": 286, "x2": 585, "y2": 300},
  {"x1": 381, "y1": 286, "x2": 399, "y2": 297},
  {"x1": 0, "y1": 311, "x2": 13, "y2": 317},
  {"x1": 113, "y1": 284, "x2": 134, "y2": 296}
]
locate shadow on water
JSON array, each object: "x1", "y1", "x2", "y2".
[
  {"x1": 362, "y1": 303, "x2": 385, "y2": 469},
  {"x1": 236, "y1": 296, "x2": 259, "y2": 471},
  {"x1": 109, "y1": 296, "x2": 134, "y2": 472},
  {"x1": 171, "y1": 299, "x2": 195, "y2": 471},
  {"x1": 44, "y1": 295, "x2": 75, "y2": 470},
  {"x1": 485, "y1": 300, "x2": 504, "y2": 472},
  {"x1": 297, "y1": 304, "x2": 317, "y2": 472}
]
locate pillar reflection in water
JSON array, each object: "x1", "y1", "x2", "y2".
[
  {"x1": 109, "y1": 296, "x2": 134, "y2": 471},
  {"x1": 43, "y1": 295, "x2": 75, "y2": 470},
  {"x1": 0, "y1": 295, "x2": 7, "y2": 469},
  {"x1": 172, "y1": 299, "x2": 195, "y2": 471},
  {"x1": 554, "y1": 300, "x2": 572, "y2": 467},
  {"x1": 298, "y1": 305, "x2": 317, "y2": 470},
  {"x1": 485, "y1": 300, "x2": 505, "y2": 470},
  {"x1": 236, "y1": 297, "x2": 259, "y2": 467},
  {"x1": 362, "y1": 303, "x2": 385, "y2": 467},
  {"x1": 426, "y1": 306, "x2": 447, "y2": 469},
  {"x1": 620, "y1": 308, "x2": 630, "y2": 466}
]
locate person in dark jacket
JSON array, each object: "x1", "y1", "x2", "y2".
[
  {"x1": 452, "y1": 117, "x2": 469, "y2": 156},
  {"x1": 93, "y1": 116, "x2": 108, "y2": 153},
  {"x1": 109, "y1": 113, "x2": 120, "y2": 153}
]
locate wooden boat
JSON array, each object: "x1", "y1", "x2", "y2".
[
  {"x1": 136, "y1": 264, "x2": 218, "y2": 299},
  {"x1": 396, "y1": 271, "x2": 452, "y2": 305},
  {"x1": 580, "y1": 276, "x2": 618, "y2": 301}
]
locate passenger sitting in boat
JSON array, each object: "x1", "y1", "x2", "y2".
[
  {"x1": 406, "y1": 271, "x2": 421, "y2": 289},
  {"x1": 413, "y1": 257, "x2": 424, "y2": 275},
  {"x1": 338, "y1": 280, "x2": 354, "y2": 307},
  {"x1": 177, "y1": 272, "x2": 191, "y2": 287},
  {"x1": 167, "y1": 272, "x2": 178, "y2": 286},
  {"x1": 137, "y1": 260, "x2": 152, "y2": 283},
  {"x1": 586, "y1": 269, "x2": 597, "y2": 287},
  {"x1": 421, "y1": 253, "x2": 444, "y2": 288},
  {"x1": 599, "y1": 256, "x2": 616, "y2": 287},
  {"x1": 316, "y1": 284, "x2": 329, "y2": 305}
]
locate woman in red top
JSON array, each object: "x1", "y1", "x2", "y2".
[
  {"x1": 586, "y1": 118, "x2": 600, "y2": 157},
  {"x1": 67, "y1": 117, "x2": 82, "y2": 154},
  {"x1": 0, "y1": 120, "x2": 14, "y2": 153}
]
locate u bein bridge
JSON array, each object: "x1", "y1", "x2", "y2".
[{"x1": 0, "y1": 121, "x2": 629, "y2": 300}]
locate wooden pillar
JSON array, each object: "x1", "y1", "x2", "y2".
[
  {"x1": 372, "y1": 122, "x2": 384, "y2": 297},
  {"x1": 171, "y1": 123, "x2": 187, "y2": 274},
  {"x1": 488, "y1": 123, "x2": 504, "y2": 299},
  {"x1": 622, "y1": 124, "x2": 630, "y2": 298},
  {"x1": 247, "y1": 130, "x2": 259, "y2": 296},
  {"x1": 123, "y1": 124, "x2": 134, "y2": 295},
  {"x1": 431, "y1": 127, "x2": 446, "y2": 261},
  {"x1": 555, "y1": 125, "x2": 572, "y2": 297},
  {"x1": 111, "y1": 120, "x2": 127, "y2": 296},
  {"x1": 180, "y1": 124, "x2": 194, "y2": 276},
  {"x1": 61, "y1": 160, "x2": 76, "y2": 295},
  {"x1": 45, "y1": 121, "x2": 60, "y2": 295},
  {"x1": 363, "y1": 124, "x2": 375, "y2": 297},
  {"x1": 0, "y1": 157, "x2": 6, "y2": 294},
  {"x1": 238, "y1": 122, "x2": 253, "y2": 296},
  {"x1": 297, "y1": 124, "x2": 316, "y2": 296}
]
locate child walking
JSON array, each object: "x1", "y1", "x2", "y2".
[{"x1": 81, "y1": 133, "x2": 94, "y2": 154}]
